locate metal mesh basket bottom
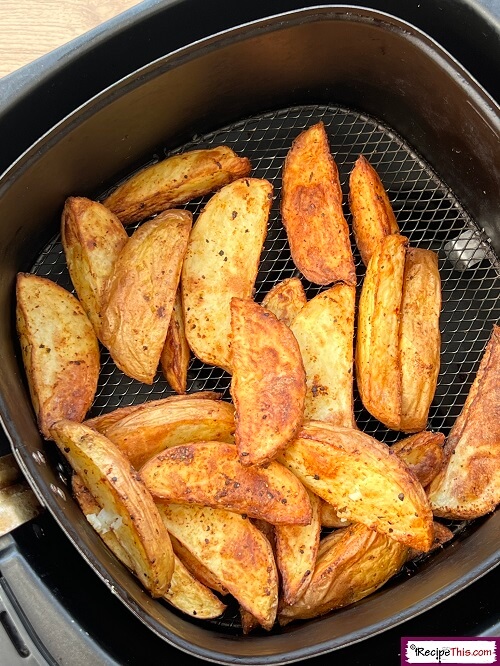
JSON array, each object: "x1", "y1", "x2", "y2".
[{"x1": 31, "y1": 104, "x2": 499, "y2": 631}]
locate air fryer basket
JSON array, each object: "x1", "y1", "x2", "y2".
[{"x1": 0, "y1": 7, "x2": 499, "y2": 665}]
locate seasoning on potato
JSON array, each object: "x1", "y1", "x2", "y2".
[
  {"x1": 261, "y1": 276, "x2": 307, "y2": 326},
  {"x1": 182, "y1": 177, "x2": 272, "y2": 372},
  {"x1": 16, "y1": 273, "x2": 100, "y2": 438},
  {"x1": 103, "y1": 146, "x2": 252, "y2": 224},
  {"x1": 281, "y1": 121, "x2": 356, "y2": 286}
]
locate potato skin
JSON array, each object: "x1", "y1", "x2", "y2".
[
  {"x1": 261, "y1": 277, "x2": 307, "y2": 327},
  {"x1": 100, "y1": 209, "x2": 192, "y2": 384},
  {"x1": 392, "y1": 431, "x2": 445, "y2": 488},
  {"x1": 348, "y1": 155, "x2": 399, "y2": 266},
  {"x1": 160, "y1": 288, "x2": 190, "y2": 394},
  {"x1": 281, "y1": 122, "x2": 356, "y2": 286},
  {"x1": 428, "y1": 325, "x2": 500, "y2": 519},
  {"x1": 103, "y1": 146, "x2": 251, "y2": 224},
  {"x1": 16, "y1": 273, "x2": 100, "y2": 438}
]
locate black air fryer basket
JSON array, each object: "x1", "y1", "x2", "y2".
[{"x1": 0, "y1": 3, "x2": 498, "y2": 665}]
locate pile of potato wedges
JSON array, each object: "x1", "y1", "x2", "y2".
[{"x1": 15, "y1": 123, "x2": 499, "y2": 631}]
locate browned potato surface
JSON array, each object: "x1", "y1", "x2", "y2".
[
  {"x1": 428, "y1": 325, "x2": 500, "y2": 519},
  {"x1": 16, "y1": 273, "x2": 100, "y2": 438},
  {"x1": 61, "y1": 196, "x2": 128, "y2": 338},
  {"x1": 182, "y1": 178, "x2": 272, "y2": 372},
  {"x1": 348, "y1": 155, "x2": 400, "y2": 266},
  {"x1": 278, "y1": 523, "x2": 408, "y2": 624},
  {"x1": 141, "y1": 441, "x2": 312, "y2": 525},
  {"x1": 279, "y1": 422, "x2": 434, "y2": 551},
  {"x1": 281, "y1": 122, "x2": 356, "y2": 286},
  {"x1": 230, "y1": 298, "x2": 306, "y2": 466},
  {"x1": 51, "y1": 420, "x2": 174, "y2": 597},
  {"x1": 169, "y1": 534, "x2": 228, "y2": 596},
  {"x1": 158, "y1": 503, "x2": 279, "y2": 629},
  {"x1": 290, "y1": 283, "x2": 356, "y2": 427},
  {"x1": 100, "y1": 209, "x2": 192, "y2": 384},
  {"x1": 392, "y1": 431, "x2": 445, "y2": 488},
  {"x1": 261, "y1": 277, "x2": 307, "y2": 326},
  {"x1": 103, "y1": 146, "x2": 251, "y2": 224},
  {"x1": 160, "y1": 288, "x2": 190, "y2": 394}
]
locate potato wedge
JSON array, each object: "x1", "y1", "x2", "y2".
[
  {"x1": 73, "y1": 475, "x2": 225, "y2": 619},
  {"x1": 169, "y1": 534, "x2": 228, "y2": 596},
  {"x1": 319, "y1": 499, "x2": 351, "y2": 528},
  {"x1": 281, "y1": 122, "x2": 356, "y2": 286},
  {"x1": 230, "y1": 298, "x2": 306, "y2": 465},
  {"x1": 290, "y1": 283, "x2": 356, "y2": 427},
  {"x1": 261, "y1": 277, "x2": 307, "y2": 326},
  {"x1": 348, "y1": 155, "x2": 400, "y2": 266},
  {"x1": 182, "y1": 177, "x2": 272, "y2": 371},
  {"x1": 392, "y1": 431, "x2": 445, "y2": 488},
  {"x1": 428, "y1": 325, "x2": 500, "y2": 519},
  {"x1": 51, "y1": 420, "x2": 174, "y2": 597},
  {"x1": 275, "y1": 489, "x2": 321, "y2": 605},
  {"x1": 407, "y1": 521, "x2": 454, "y2": 561},
  {"x1": 160, "y1": 288, "x2": 190, "y2": 394},
  {"x1": 103, "y1": 146, "x2": 251, "y2": 224},
  {"x1": 141, "y1": 441, "x2": 312, "y2": 525},
  {"x1": 61, "y1": 196, "x2": 128, "y2": 338},
  {"x1": 278, "y1": 523, "x2": 408, "y2": 624},
  {"x1": 279, "y1": 422, "x2": 434, "y2": 551},
  {"x1": 100, "y1": 209, "x2": 192, "y2": 384},
  {"x1": 90, "y1": 396, "x2": 235, "y2": 469},
  {"x1": 355, "y1": 234, "x2": 408, "y2": 430},
  {"x1": 399, "y1": 247, "x2": 441, "y2": 432},
  {"x1": 158, "y1": 503, "x2": 278, "y2": 629},
  {"x1": 16, "y1": 274, "x2": 100, "y2": 438}
]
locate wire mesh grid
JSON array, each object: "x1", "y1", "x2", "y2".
[{"x1": 31, "y1": 104, "x2": 499, "y2": 631}]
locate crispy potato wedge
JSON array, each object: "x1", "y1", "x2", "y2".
[
  {"x1": 182, "y1": 177, "x2": 272, "y2": 371},
  {"x1": 278, "y1": 523, "x2": 408, "y2": 624},
  {"x1": 279, "y1": 422, "x2": 434, "y2": 551},
  {"x1": 141, "y1": 441, "x2": 312, "y2": 525},
  {"x1": 100, "y1": 209, "x2": 192, "y2": 384},
  {"x1": 61, "y1": 196, "x2": 128, "y2": 338},
  {"x1": 169, "y1": 534, "x2": 228, "y2": 596},
  {"x1": 103, "y1": 146, "x2": 251, "y2": 224},
  {"x1": 158, "y1": 503, "x2": 279, "y2": 629},
  {"x1": 261, "y1": 277, "x2": 307, "y2": 326},
  {"x1": 73, "y1": 475, "x2": 225, "y2": 619},
  {"x1": 319, "y1": 499, "x2": 351, "y2": 528},
  {"x1": 290, "y1": 283, "x2": 356, "y2": 427},
  {"x1": 407, "y1": 521, "x2": 454, "y2": 561},
  {"x1": 428, "y1": 325, "x2": 500, "y2": 519},
  {"x1": 240, "y1": 607, "x2": 261, "y2": 635},
  {"x1": 230, "y1": 298, "x2": 306, "y2": 465},
  {"x1": 392, "y1": 431, "x2": 445, "y2": 488},
  {"x1": 275, "y1": 489, "x2": 321, "y2": 605},
  {"x1": 400, "y1": 247, "x2": 441, "y2": 432},
  {"x1": 355, "y1": 234, "x2": 408, "y2": 430},
  {"x1": 51, "y1": 420, "x2": 174, "y2": 597},
  {"x1": 281, "y1": 122, "x2": 356, "y2": 286},
  {"x1": 16, "y1": 274, "x2": 100, "y2": 438},
  {"x1": 348, "y1": 155, "x2": 400, "y2": 266},
  {"x1": 89, "y1": 396, "x2": 235, "y2": 470},
  {"x1": 160, "y1": 288, "x2": 190, "y2": 394}
]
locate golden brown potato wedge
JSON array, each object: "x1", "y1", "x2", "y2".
[
  {"x1": 169, "y1": 534, "x2": 228, "y2": 596},
  {"x1": 407, "y1": 521, "x2": 454, "y2": 561},
  {"x1": 281, "y1": 122, "x2": 356, "y2": 286},
  {"x1": 182, "y1": 177, "x2": 272, "y2": 371},
  {"x1": 230, "y1": 298, "x2": 306, "y2": 466},
  {"x1": 73, "y1": 475, "x2": 225, "y2": 619},
  {"x1": 278, "y1": 523, "x2": 408, "y2": 624},
  {"x1": 274, "y1": 489, "x2": 321, "y2": 605},
  {"x1": 240, "y1": 607, "x2": 261, "y2": 635},
  {"x1": 100, "y1": 209, "x2": 192, "y2": 384},
  {"x1": 51, "y1": 420, "x2": 174, "y2": 597},
  {"x1": 103, "y1": 146, "x2": 251, "y2": 224},
  {"x1": 16, "y1": 274, "x2": 100, "y2": 439},
  {"x1": 392, "y1": 431, "x2": 445, "y2": 488},
  {"x1": 428, "y1": 325, "x2": 500, "y2": 519},
  {"x1": 348, "y1": 155, "x2": 400, "y2": 266},
  {"x1": 261, "y1": 277, "x2": 307, "y2": 326},
  {"x1": 158, "y1": 503, "x2": 278, "y2": 629},
  {"x1": 61, "y1": 196, "x2": 128, "y2": 338},
  {"x1": 279, "y1": 422, "x2": 434, "y2": 551},
  {"x1": 355, "y1": 233, "x2": 408, "y2": 430},
  {"x1": 89, "y1": 396, "x2": 235, "y2": 470},
  {"x1": 319, "y1": 499, "x2": 351, "y2": 528},
  {"x1": 290, "y1": 283, "x2": 356, "y2": 427},
  {"x1": 160, "y1": 288, "x2": 190, "y2": 394},
  {"x1": 399, "y1": 247, "x2": 441, "y2": 432},
  {"x1": 141, "y1": 441, "x2": 312, "y2": 525}
]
